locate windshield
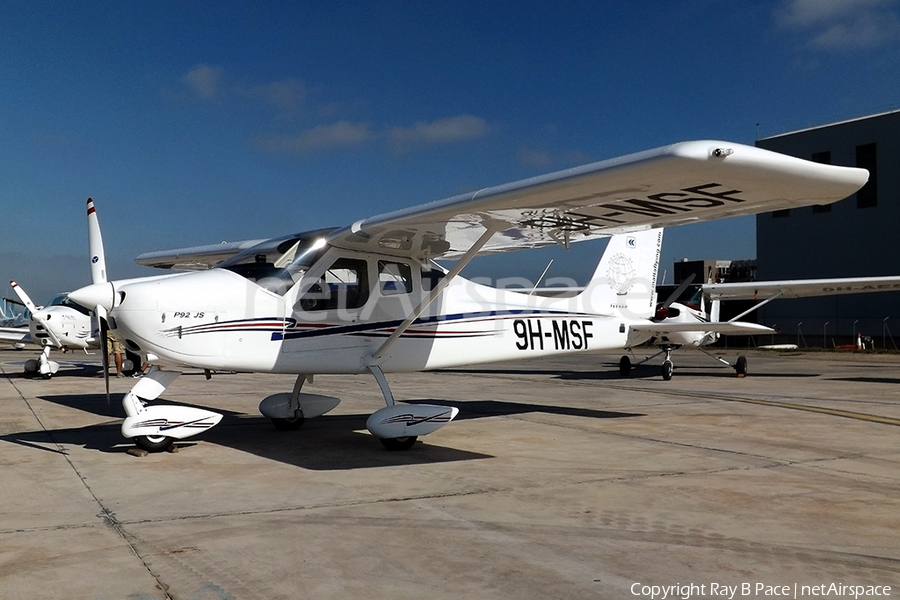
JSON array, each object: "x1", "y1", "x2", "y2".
[
  {"x1": 49, "y1": 293, "x2": 92, "y2": 316},
  {"x1": 219, "y1": 228, "x2": 335, "y2": 294}
]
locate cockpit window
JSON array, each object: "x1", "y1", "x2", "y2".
[
  {"x1": 298, "y1": 258, "x2": 370, "y2": 311},
  {"x1": 219, "y1": 228, "x2": 335, "y2": 294},
  {"x1": 48, "y1": 294, "x2": 68, "y2": 306},
  {"x1": 48, "y1": 294, "x2": 92, "y2": 316}
]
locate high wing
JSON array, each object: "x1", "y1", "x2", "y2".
[
  {"x1": 135, "y1": 238, "x2": 268, "y2": 270},
  {"x1": 629, "y1": 321, "x2": 775, "y2": 336},
  {"x1": 703, "y1": 275, "x2": 900, "y2": 301},
  {"x1": 326, "y1": 140, "x2": 868, "y2": 260},
  {"x1": 131, "y1": 141, "x2": 866, "y2": 269}
]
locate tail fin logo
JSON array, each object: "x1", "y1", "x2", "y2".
[{"x1": 607, "y1": 253, "x2": 636, "y2": 295}]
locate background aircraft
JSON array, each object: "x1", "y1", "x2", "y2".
[
  {"x1": 3, "y1": 199, "x2": 126, "y2": 378},
  {"x1": 0, "y1": 296, "x2": 29, "y2": 348},
  {"x1": 620, "y1": 274, "x2": 900, "y2": 379},
  {"x1": 68, "y1": 140, "x2": 868, "y2": 452}
]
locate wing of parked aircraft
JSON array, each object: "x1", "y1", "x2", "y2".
[
  {"x1": 325, "y1": 140, "x2": 867, "y2": 260},
  {"x1": 135, "y1": 238, "x2": 268, "y2": 270},
  {"x1": 703, "y1": 275, "x2": 900, "y2": 301},
  {"x1": 134, "y1": 141, "x2": 867, "y2": 271},
  {"x1": 0, "y1": 325, "x2": 30, "y2": 344}
]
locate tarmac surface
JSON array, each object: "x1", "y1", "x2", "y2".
[{"x1": 1, "y1": 346, "x2": 899, "y2": 600}]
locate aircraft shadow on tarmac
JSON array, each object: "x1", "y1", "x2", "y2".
[
  {"x1": 1, "y1": 392, "x2": 642, "y2": 470},
  {"x1": 831, "y1": 376, "x2": 900, "y2": 385},
  {"x1": 438, "y1": 364, "x2": 819, "y2": 380}
]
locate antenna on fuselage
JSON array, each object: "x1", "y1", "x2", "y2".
[{"x1": 529, "y1": 260, "x2": 554, "y2": 296}]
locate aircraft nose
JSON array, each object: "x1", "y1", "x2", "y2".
[{"x1": 68, "y1": 282, "x2": 116, "y2": 311}]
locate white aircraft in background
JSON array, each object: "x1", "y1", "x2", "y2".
[
  {"x1": 619, "y1": 273, "x2": 900, "y2": 380},
  {"x1": 67, "y1": 140, "x2": 868, "y2": 452},
  {"x1": 2, "y1": 199, "x2": 112, "y2": 378},
  {"x1": 0, "y1": 296, "x2": 29, "y2": 348}
]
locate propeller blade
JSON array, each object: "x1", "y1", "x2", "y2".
[
  {"x1": 97, "y1": 304, "x2": 111, "y2": 405},
  {"x1": 662, "y1": 272, "x2": 697, "y2": 309},
  {"x1": 86, "y1": 198, "x2": 108, "y2": 285},
  {"x1": 9, "y1": 280, "x2": 38, "y2": 314},
  {"x1": 10, "y1": 280, "x2": 63, "y2": 346}
]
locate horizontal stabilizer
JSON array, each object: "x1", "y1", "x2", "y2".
[{"x1": 630, "y1": 321, "x2": 775, "y2": 336}]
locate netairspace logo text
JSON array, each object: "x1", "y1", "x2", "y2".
[{"x1": 630, "y1": 582, "x2": 892, "y2": 600}]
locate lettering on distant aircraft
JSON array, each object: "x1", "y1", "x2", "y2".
[{"x1": 513, "y1": 319, "x2": 593, "y2": 351}]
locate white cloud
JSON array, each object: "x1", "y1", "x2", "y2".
[
  {"x1": 387, "y1": 115, "x2": 490, "y2": 153},
  {"x1": 182, "y1": 64, "x2": 224, "y2": 98},
  {"x1": 254, "y1": 121, "x2": 374, "y2": 153},
  {"x1": 776, "y1": 0, "x2": 900, "y2": 50},
  {"x1": 236, "y1": 77, "x2": 307, "y2": 110}
]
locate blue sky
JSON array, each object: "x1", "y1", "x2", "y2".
[{"x1": 2, "y1": 0, "x2": 900, "y2": 302}]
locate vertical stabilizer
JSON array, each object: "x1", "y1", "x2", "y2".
[{"x1": 578, "y1": 228, "x2": 663, "y2": 320}]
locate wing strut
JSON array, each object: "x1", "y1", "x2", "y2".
[
  {"x1": 366, "y1": 224, "x2": 499, "y2": 364},
  {"x1": 726, "y1": 291, "x2": 784, "y2": 323}
]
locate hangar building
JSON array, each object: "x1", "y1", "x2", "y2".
[{"x1": 754, "y1": 109, "x2": 900, "y2": 348}]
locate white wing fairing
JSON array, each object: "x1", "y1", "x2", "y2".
[{"x1": 66, "y1": 140, "x2": 869, "y2": 451}]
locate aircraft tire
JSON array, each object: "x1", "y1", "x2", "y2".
[
  {"x1": 24, "y1": 359, "x2": 39, "y2": 374},
  {"x1": 379, "y1": 436, "x2": 418, "y2": 451},
  {"x1": 619, "y1": 356, "x2": 632, "y2": 377},
  {"x1": 272, "y1": 415, "x2": 305, "y2": 431},
  {"x1": 662, "y1": 360, "x2": 674, "y2": 381},
  {"x1": 135, "y1": 434, "x2": 175, "y2": 452},
  {"x1": 735, "y1": 356, "x2": 748, "y2": 378}
]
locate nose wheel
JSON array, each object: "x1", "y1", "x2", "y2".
[{"x1": 660, "y1": 345, "x2": 676, "y2": 380}]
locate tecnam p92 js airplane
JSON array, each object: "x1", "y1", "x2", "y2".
[{"x1": 68, "y1": 140, "x2": 868, "y2": 452}]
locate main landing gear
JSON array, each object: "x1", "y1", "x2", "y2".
[
  {"x1": 258, "y1": 367, "x2": 459, "y2": 450},
  {"x1": 364, "y1": 366, "x2": 459, "y2": 451},
  {"x1": 619, "y1": 346, "x2": 748, "y2": 380}
]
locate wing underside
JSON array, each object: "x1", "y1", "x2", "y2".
[{"x1": 703, "y1": 276, "x2": 900, "y2": 301}]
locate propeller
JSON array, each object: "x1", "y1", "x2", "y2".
[
  {"x1": 86, "y1": 198, "x2": 108, "y2": 285},
  {"x1": 96, "y1": 303, "x2": 111, "y2": 404},
  {"x1": 10, "y1": 280, "x2": 62, "y2": 347},
  {"x1": 654, "y1": 272, "x2": 696, "y2": 321},
  {"x1": 85, "y1": 199, "x2": 112, "y2": 402}
]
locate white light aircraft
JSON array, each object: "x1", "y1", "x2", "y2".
[
  {"x1": 0, "y1": 296, "x2": 29, "y2": 348},
  {"x1": 3, "y1": 199, "x2": 111, "y2": 377},
  {"x1": 2, "y1": 285, "x2": 96, "y2": 377},
  {"x1": 619, "y1": 273, "x2": 900, "y2": 380},
  {"x1": 68, "y1": 140, "x2": 868, "y2": 452}
]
